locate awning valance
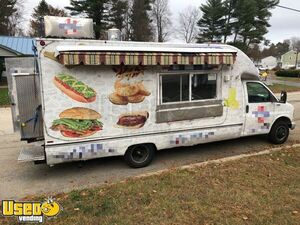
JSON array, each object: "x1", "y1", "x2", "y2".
[{"x1": 58, "y1": 52, "x2": 236, "y2": 66}]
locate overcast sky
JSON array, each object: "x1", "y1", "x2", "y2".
[{"x1": 23, "y1": 0, "x2": 300, "y2": 44}]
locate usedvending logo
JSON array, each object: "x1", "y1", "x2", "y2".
[{"x1": 1, "y1": 197, "x2": 62, "y2": 223}]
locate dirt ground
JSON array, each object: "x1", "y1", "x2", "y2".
[
  {"x1": 0, "y1": 107, "x2": 13, "y2": 135},
  {"x1": 0, "y1": 92, "x2": 300, "y2": 200}
]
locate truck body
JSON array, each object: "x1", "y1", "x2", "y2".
[{"x1": 7, "y1": 38, "x2": 295, "y2": 167}]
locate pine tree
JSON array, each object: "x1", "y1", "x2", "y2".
[
  {"x1": 197, "y1": 0, "x2": 227, "y2": 43},
  {"x1": 0, "y1": 0, "x2": 22, "y2": 35},
  {"x1": 231, "y1": 0, "x2": 278, "y2": 47},
  {"x1": 66, "y1": 0, "x2": 110, "y2": 39},
  {"x1": 109, "y1": 0, "x2": 128, "y2": 31},
  {"x1": 223, "y1": 0, "x2": 237, "y2": 43},
  {"x1": 275, "y1": 41, "x2": 290, "y2": 56},
  {"x1": 130, "y1": 0, "x2": 153, "y2": 41},
  {"x1": 231, "y1": 0, "x2": 256, "y2": 44},
  {"x1": 29, "y1": 0, "x2": 68, "y2": 37}
]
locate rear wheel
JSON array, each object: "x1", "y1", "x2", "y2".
[
  {"x1": 268, "y1": 121, "x2": 289, "y2": 144},
  {"x1": 124, "y1": 144, "x2": 155, "y2": 168}
]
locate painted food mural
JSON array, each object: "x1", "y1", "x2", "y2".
[
  {"x1": 109, "y1": 68, "x2": 151, "y2": 105},
  {"x1": 117, "y1": 111, "x2": 149, "y2": 129},
  {"x1": 109, "y1": 67, "x2": 150, "y2": 129},
  {"x1": 49, "y1": 66, "x2": 150, "y2": 140},
  {"x1": 51, "y1": 107, "x2": 103, "y2": 138},
  {"x1": 54, "y1": 74, "x2": 97, "y2": 103}
]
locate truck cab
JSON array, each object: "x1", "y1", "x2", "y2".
[{"x1": 242, "y1": 79, "x2": 295, "y2": 143}]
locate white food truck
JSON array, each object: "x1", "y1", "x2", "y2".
[{"x1": 7, "y1": 17, "x2": 295, "y2": 168}]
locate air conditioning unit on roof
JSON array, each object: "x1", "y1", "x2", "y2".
[{"x1": 44, "y1": 16, "x2": 94, "y2": 39}]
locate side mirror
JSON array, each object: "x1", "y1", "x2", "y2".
[{"x1": 280, "y1": 91, "x2": 287, "y2": 103}]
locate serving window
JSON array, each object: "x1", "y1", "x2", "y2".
[
  {"x1": 192, "y1": 74, "x2": 217, "y2": 100},
  {"x1": 161, "y1": 74, "x2": 190, "y2": 103},
  {"x1": 157, "y1": 72, "x2": 222, "y2": 123},
  {"x1": 160, "y1": 73, "x2": 218, "y2": 104}
]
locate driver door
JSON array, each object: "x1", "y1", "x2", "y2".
[{"x1": 243, "y1": 82, "x2": 276, "y2": 136}]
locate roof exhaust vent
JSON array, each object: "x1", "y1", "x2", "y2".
[{"x1": 108, "y1": 28, "x2": 122, "y2": 41}]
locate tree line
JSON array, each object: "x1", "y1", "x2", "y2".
[
  {"x1": 197, "y1": 0, "x2": 279, "y2": 51},
  {"x1": 26, "y1": 0, "x2": 170, "y2": 42},
  {"x1": 248, "y1": 38, "x2": 300, "y2": 63},
  {"x1": 65, "y1": 0, "x2": 171, "y2": 42},
  {"x1": 1, "y1": 0, "x2": 297, "y2": 59}
]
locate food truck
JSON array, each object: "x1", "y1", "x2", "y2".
[{"x1": 7, "y1": 17, "x2": 295, "y2": 168}]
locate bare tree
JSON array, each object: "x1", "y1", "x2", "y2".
[
  {"x1": 151, "y1": 0, "x2": 171, "y2": 42},
  {"x1": 177, "y1": 6, "x2": 200, "y2": 43},
  {"x1": 290, "y1": 37, "x2": 300, "y2": 50},
  {"x1": 290, "y1": 37, "x2": 300, "y2": 69}
]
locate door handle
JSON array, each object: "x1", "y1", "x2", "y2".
[{"x1": 246, "y1": 105, "x2": 249, "y2": 113}]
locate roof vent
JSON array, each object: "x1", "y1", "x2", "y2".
[{"x1": 108, "y1": 28, "x2": 121, "y2": 41}]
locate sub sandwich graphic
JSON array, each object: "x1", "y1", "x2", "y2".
[
  {"x1": 51, "y1": 107, "x2": 103, "y2": 138},
  {"x1": 54, "y1": 74, "x2": 96, "y2": 103}
]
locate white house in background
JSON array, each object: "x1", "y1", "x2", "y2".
[
  {"x1": 260, "y1": 56, "x2": 278, "y2": 70},
  {"x1": 281, "y1": 50, "x2": 300, "y2": 69}
]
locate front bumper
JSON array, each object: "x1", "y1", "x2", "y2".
[{"x1": 291, "y1": 122, "x2": 296, "y2": 130}]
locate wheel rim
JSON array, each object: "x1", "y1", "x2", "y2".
[
  {"x1": 276, "y1": 126, "x2": 288, "y2": 142},
  {"x1": 131, "y1": 146, "x2": 149, "y2": 164}
]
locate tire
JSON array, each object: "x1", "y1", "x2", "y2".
[
  {"x1": 124, "y1": 144, "x2": 155, "y2": 168},
  {"x1": 268, "y1": 121, "x2": 289, "y2": 144}
]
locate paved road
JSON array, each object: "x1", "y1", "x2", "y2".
[{"x1": 1, "y1": 95, "x2": 300, "y2": 200}]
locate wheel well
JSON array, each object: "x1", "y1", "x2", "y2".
[
  {"x1": 273, "y1": 117, "x2": 292, "y2": 128},
  {"x1": 127, "y1": 143, "x2": 157, "y2": 151}
]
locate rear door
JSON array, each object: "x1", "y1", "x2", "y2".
[{"x1": 243, "y1": 81, "x2": 277, "y2": 136}]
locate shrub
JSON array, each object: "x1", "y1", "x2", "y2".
[{"x1": 275, "y1": 70, "x2": 300, "y2": 78}]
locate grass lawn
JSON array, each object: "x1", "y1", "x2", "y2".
[
  {"x1": 276, "y1": 76, "x2": 300, "y2": 83},
  {"x1": 0, "y1": 88, "x2": 10, "y2": 107},
  {"x1": 268, "y1": 83, "x2": 300, "y2": 93},
  {"x1": 1, "y1": 148, "x2": 299, "y2": 225}
]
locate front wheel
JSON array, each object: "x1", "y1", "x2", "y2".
[
  {"x1": 124, "y1": 144, "x2": 155, "y2": 168},
  {"x1": 268, "y1": 121, "x2": 289, "y2": 144}
]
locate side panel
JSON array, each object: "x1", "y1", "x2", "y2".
[
  {"x1": 36, "y1": 39, "x2": 254, "y2": 164},
  {"x1": 46, "y1": 124, "x2": 242, "y2": 165},
  {"x1": 39, "y1": 41, "x2": 239, "y2": 144}
]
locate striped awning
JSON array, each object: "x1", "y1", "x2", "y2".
[{"x1": 58, "y1": 52, "x2": 236, "y2": 66}]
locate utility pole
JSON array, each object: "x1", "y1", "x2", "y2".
[
  {"x1": 296, "y1": 51, "x2": 299, "y2": 66},
  {"x1": 295, "y1": 49, "x2": 300, "y2": 79}
]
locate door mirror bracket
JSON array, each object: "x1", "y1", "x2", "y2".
[{"x1": 279, "y1": 91, "x2": 287, "y2": 104}]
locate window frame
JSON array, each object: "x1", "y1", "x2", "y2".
[
  {"x1": 246, "y1": 81, "x2": 278, "y2": 104},
  {"x1": 158, "y1": 71, "x2": 220, "y2": 105}
]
